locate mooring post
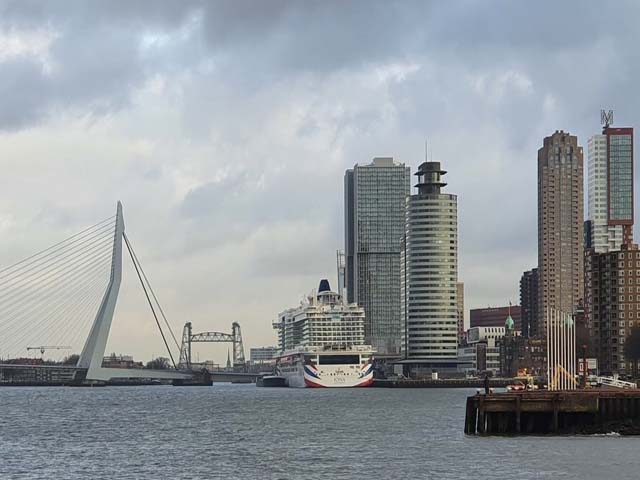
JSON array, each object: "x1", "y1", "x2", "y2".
[
  {"x1": 464, "y1": 397, "x2": 478, "y2": 435},
  {"x1": 465, "y1": 397, "x2": 474, "y2": 434},
  {"x1": 515, "y1": 395, "x2": 521, "y2": 434},
  {"x1": 477, "y1": 397, "x2": 486, "y2": 434},
  {"x1": 552, "y1": 396, "x2": 559, "y2": 433},
  {"x1": 486, "y1": 411, "x2": 493, "y2": 434}
]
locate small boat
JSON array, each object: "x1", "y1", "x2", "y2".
[{"x1": 256, "y1": 375, "x2": 287, "y2": 387}]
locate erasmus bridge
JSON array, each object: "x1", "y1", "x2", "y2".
[{"x1": 0, "y1": 202, "x2": 255, "y2": 385}]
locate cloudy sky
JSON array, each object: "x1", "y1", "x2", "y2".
[{"x1": 1, "y1": 0, "x2": 640, "y2": 363}]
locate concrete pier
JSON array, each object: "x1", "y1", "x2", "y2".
[{"x1": 465, "y1": 390, "x2": 640, "y2": 435}]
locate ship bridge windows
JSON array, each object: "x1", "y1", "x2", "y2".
[{"x1": 318, "y1": 354, "x2": 361, "y2": 365}]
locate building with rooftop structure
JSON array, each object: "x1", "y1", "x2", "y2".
[{"x1": 400, "y1": 159, "x2": 459, "y2": 376}]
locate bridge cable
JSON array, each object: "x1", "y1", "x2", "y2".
[
  {"x1": 0, "y1": 227, "x2": 113, "y2": 290},
  {"x1": 0, "y1": 248, "x2": 113, "y2": 338},
  {"x1": 4, "y1": 270, "x2": 109, "y2": 359},
  {"x1": 122, "y1": 233, "x2": 180, "y2": 350},
  {"x1": 123, "y1": 233, "x2": 178, "y2": 369},
  {"x1": 0, "y1": 215, "x2": 115, "y2": 277}
]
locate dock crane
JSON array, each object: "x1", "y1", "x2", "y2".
[{"x1": 26, "y1": 346, "x2": 71, "y2": 357}]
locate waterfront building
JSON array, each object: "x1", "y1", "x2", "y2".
[
  {"x1": 470, "y1": 306, "x2": 522, "y2": 332},
  {"x1": 457, "y1": 326, "x2": 507, "y2": 376},
  {"x1": 584, "y1": 243, "x2": 640, "y2": 374},
  {"x1": 498, "y1": 335, "x2": 547, "y2": 378},
  {"x1": 344, "y1": 157, "x2": 411, "y2": 355},
  {"x1": 273, "y1": 279, "x2": 366, "y2": 352},
  {"x1": 538, "y1": 131, "x2": 584, "y2": 331},
  {"x1": 466, "y1": 326, "x2": 514, "y2": 345},
  {"x1": 586, "y1": 126, "x2": 634, "y2": 253},
  {"x1": 583, "y1": 121, "x2": 635, "y2": 375},
  {"x1": 520, "y1": 269, "x2": 539, "y2": 337},
  {"x1": 249, "y1": 347, "x2": 279, "y2": 366},
  {"x1": 102, "y1": 353, "x2": 143, "y2": 369},
  {"x1": 457, "y1": 282, "x2": 465, "y2": 344},
  {"x1": 400, "y1": 160, "x2": 458, "y2": 374}
]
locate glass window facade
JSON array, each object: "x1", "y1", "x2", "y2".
[
  {"x1": 608, "y1": 132, "x2": 633, "y2": 222},
  {"x1": 344, "y1": 158, "x2": 411, "y2": 355}
]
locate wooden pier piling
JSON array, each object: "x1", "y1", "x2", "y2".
[{"x1": 465, "y1": 390, "x2": 640, "y2": 435}]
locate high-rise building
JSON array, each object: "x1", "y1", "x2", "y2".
[
  {"x1": 587, "y1": 126, "x2": 634, "y2": 252},
  {"x1": 583, "y1": 120, "x2": 634, "y2": 375},
  {"x1": 344, "y1": 157, "x2": 411, "y2": 355},
  {"x1": 456, "y1": 282, "x2": 465, "y2": 344},
  {"x1": 538, "y1": 131, "x2": 584, "y2": 331},
  {"x1": 584, "y1": 244, "x2": 640, "y2": 374},
  {"x1": 520, "y1": 268, "x2": 539, "y2": 337},
  {"x1": 401, "y1": 160, "x2": 458, "y2": 373}
]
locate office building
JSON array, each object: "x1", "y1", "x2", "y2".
[
  {"x1": 520, "y1": 268, "x2": 539, "y2": 337},
  {"x1": 401, "y1": 160, "x2": 458, "y2": 373},
  {"x1": 249, "y1": 347, "x2": 279, "y2": 366},
  {"x1": 538, "y1": 131, "x2": 584, "y2": 330},
  {"x1": 458, "y1": 326, "x2": 515, "y2": 375},
  {"x1": 344, "y1": 157, "x2": 411, "y2": 355}
]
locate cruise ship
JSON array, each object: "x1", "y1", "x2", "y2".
[
  {"x1": 272, "y1": 279, "x2": 375, "y2": 388},
  {"x1": 275, "y1": 345, "x2": 374, "y2": 388}
]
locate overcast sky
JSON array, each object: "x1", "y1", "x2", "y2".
[{"x1": 1, "y1": 0, "x2": 640, "y2": 363}]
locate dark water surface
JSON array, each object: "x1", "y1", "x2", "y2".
[{"x1": 1, "y1": 385, "x2": 639, "y2": 479}]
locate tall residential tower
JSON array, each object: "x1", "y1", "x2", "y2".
[
  {"x1": 401, "y1": 160, "x2": 458, "y2": 373},
  {"x1": 586, "y1": 126, "x2": 634, "y2": 252},
  {"x1": 344, "y1": 157, "x2": 411, "y2": 355},
  {"x1": 538, "y1": 131, "x2": 584, "y2": 333},
  {"x1": 584, "y1": 117, "x2": 634, "y2": 375}
]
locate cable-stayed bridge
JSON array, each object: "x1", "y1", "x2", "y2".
[{"x1": 0, "y1": 202, "x2": 249, "y2": 385}]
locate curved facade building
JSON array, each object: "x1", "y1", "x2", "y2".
[{"x1": 401, "y1": 161, "x2": 458, "y2": 371}]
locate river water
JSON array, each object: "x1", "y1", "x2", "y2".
[{"x1": 1, "y1": 385, "x2": 639, "y2": 479}]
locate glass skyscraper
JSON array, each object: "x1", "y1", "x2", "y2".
[
  {"x1": 344, "y1": 157, "x2": 411, "y2": 355},
  {"x1": 587, "y1": 126, "x2": 634, "y2": 252}
]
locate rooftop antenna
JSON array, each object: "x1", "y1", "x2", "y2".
[
  {"x1": 425, "y1": 138, "x2": 428, "y2": 162},
  {"x1": 601, "y1": 109, "x2": 614, "y2": 128}
]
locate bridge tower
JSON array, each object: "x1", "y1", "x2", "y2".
[
  {"x1": 76, "y1": 201, "x2": 124, "y2": 378},
  {"x1": 73, "y1": 202, "x2": 190, "y2": 382},
  {"x1": 232, "y1": 322, "x2": 245, "y2": 367},
  {"x1": 178, "y1": 322, "x2": 193, "y2": 369}
]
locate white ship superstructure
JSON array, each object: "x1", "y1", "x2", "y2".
[{"x1": 273, "y1": 279, "x2": 374, "y2": 388}]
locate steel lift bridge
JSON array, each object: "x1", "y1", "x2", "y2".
[
  {"x1": 0, "y1": 202, "x2": 242, "y2": 383},
  {"x1": 178, "y1": 321, "x2": 245, "y2": 370}
]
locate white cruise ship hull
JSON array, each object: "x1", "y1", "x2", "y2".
[{"x1": 276, "y1": 349, "x2": 374, "y2": 388}]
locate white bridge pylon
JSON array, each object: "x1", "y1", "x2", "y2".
[{"x1": 77, "y1": 202, "x2": 191, "y2": 382}]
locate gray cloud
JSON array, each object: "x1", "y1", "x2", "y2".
[{"x1": 2, "y1": 0, "x2": 640, "y2": 359}]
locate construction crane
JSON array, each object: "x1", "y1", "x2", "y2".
[{"x1": 26, "y1": 346, "x2": 71, "y2": 357}]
